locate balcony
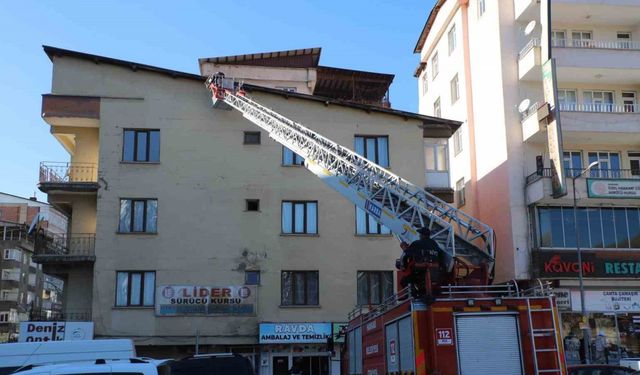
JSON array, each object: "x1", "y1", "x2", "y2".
[
  {"x1": 521, "y1": 102, "x2": 640, "y2": 144},
  {"x1": 33, "y1": 234, "x2": 96, "y2": 264},
  {"x1": 518, "y1": 38, "x2": 541, "y2": 81},
  {"x1": 553, "y1": 39, "x2": 640, "y2": 83},
  {"x1": 525, "y1": 168, "x2": 640, "y2": 204},
  {"x1": 38, "y1": 162, "x2": 99, "y2": 194},
  {"x1": 29, "y1": 308, "x2": 92, "y2": 322}
]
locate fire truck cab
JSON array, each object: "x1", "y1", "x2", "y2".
[{"x1": 343, "y1": 281, "x2": 566, "y2": 375}]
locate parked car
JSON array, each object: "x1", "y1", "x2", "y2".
[
  {"x1": 170, "y1": 353, "x2": 254, "y2": 375},
  {"x1": 568, "y1": 364, "x2": 637, "y2": 375},
  {"x1": 12, "y1": 358, "x2": 172, "y2": 375}
]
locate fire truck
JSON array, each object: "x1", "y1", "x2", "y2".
[{"x1": 205, "y1": 75, "x2": 566, "y2": 375}]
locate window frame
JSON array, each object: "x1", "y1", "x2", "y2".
[
  {"x1": 622, "y1": 91, "x2": 637, "y2": 113},
  {"x1": 122, "y1": 129, "x2": 160, "y2": 163},
  {"x1": 421, "y1": 71, "x2": 428, "y2": 96},
  {"x1": 118, "y1": 198, "x2": 158, "y2": 234},
  {"x1": 424, "y1": 139, "x2": 448, "y2": 172},
  {"x1": 245, "y1": 270, "x2": 261, "y2": 285},
  {"x1": 477, "y1": 0, "x2": 486, "y2": 17},
  {"x1": 282, "y1": 146, "x2": 305, "y2": 167},
  {"x1": 628, "y1": 151, "x2": 640, "y2": 176},
  {"x1": 281, "y1": 201, "x2": 318, "y2": 235},
  {"x1": 243, "y1": 131, "x2": 261, "y2": 145},
  {"x1": 456, "y1": 178, "x2": 466, "y2": 207},
  {"x1": 246, "y1": 199, "x2": 260, "y2": 212},
  {"x1": 552, "y1": 30, "x2": 567, "y2": 47},
  {"x1": 450, "y1": 74, "x2": 460, "y2": 104},
  {"x1": 115, "y1": 271, "x2": 156, "y2": 307},
  {"x1": 563, "y1": 151, "x2": 583, "y2": 178},
  {"x1": 453, "y1": 128, "x2": 463, "y2": 155},
  {"x1": 356, "y1": 271, "x2": 394, "y2": 306},
  {"x1": 354, "y1": 135, "x2": 390, "y2": 168},
  {"x1": 355, "y1": 207, "x2": 391, "y2": 236},
  {"x1": 431, "y1": 52, "x2": 439, "y2": 79},
  {"x1": 280, "y1": 270, "x2": 319, "y2": 306},
  {"x1": 557, "y1": 89, "x2": 578, "y2": 111},
  {"x1": 448, "y1": 24, "x2": 457, "y2": 55},
  {"x1": 433, "y1": 97, "x2": 441, "y2": 117}
]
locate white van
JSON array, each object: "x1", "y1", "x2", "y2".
[
  {"x1": 0, "y1": 339, "x2": 136, "y2": 374},
  {"x1": 10, "y1": 358, "x2": 171, "y2": 375}
]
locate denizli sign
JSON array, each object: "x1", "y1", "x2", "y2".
[{"x1": 535, "y1": 251, "x2": 640, "y2": 278}]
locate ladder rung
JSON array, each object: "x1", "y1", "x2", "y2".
[
  {"x1": 533, "y1": 328, "x2": 555, "y2": 332},
  {"x1": 531, "y1": 308, "x2": 553, "y2": 312},
  {"x1": 537, "y1": 369, "x2": 561, "y2": 373},
  {"x1": 535, "y1": 348, "x2": 557, "y2": 352}
]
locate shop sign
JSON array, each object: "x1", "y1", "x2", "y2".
[
  {"x1": 155, "y1": 285, "x2": 256, "y2": 316},
  {"x1": 570, "y1": 290, "x2": 640, "y2": 312},
  {"x1": 587, "y1": 179, "x2": 640, "y2": 199},
  {"x1": 534, "y1": 251, "x2": 640, "y2": 278},
  {"x1": 553, "y1": 288, "x2": 572, "y2": 311},
  {"x1": 332, "y1": 322, "x2": 347, "y2": 343},
  {"x1": 19, "y1": 321, "x2": 94, "y2": 342},
  {"x1": 259, "y1": 323, "x2": 332, "y2": 344}
]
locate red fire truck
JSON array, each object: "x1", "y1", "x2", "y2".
[{"x1": 342, "y1": 281, "x2": 566, "y2": 375}]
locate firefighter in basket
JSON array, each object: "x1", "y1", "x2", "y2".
[{"x1": 396, "y1": 227, "x2": 447, "y2": 302}]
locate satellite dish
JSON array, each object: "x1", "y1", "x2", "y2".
[
  {"x1": 524, "y1": 20, "x2": 537, "y2": 36},
  {"x1": 518, "y1": 99, "x2": 531, "y2": 113}
]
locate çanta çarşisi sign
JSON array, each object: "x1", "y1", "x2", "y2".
[{"x1": 156, "y1": 285, "x2": 256, "y2": 316}]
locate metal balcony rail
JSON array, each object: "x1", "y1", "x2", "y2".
[
  {"x1": 30, "y1": 309, "x2": 92, "y2": 322},
  {"x1": 38, "y1": 233, "x2": 96, "y2": 256},
  {"x1": 520, "y1": 101, "x2": 544, "y2": 122},
  {"x1": 0, "y1": 225, "x2": 30, "y2": 242},
  {"x1": 0, "y1": 292, "x2": 20, "y2": 302},
  {"x1": 526, "y1": 168, "x2": 640, "y2": 185},
  {"x1": 39, "y1": 162, "x2": 97, "y2": 183},
  {"x1": 518, "y1": 37, "x2": 541, "y2": 60},
  {"x1": 553, "y1": 39, "x2": 640, "y2": 50},
  {"x1": 559, "y1": 103, "x2": 639, "y2": 113}
]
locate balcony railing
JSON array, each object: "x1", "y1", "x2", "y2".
[
  {"x1": 29, "y1": 309, "x2": 92, "y2": 322},
  {"x1": 559, "y1": 103, "x2": 638, "y2": 113},
  {"x1": 526, "y1": 168, "x2": 640, "y2": 185},
  {"x1": 518, "y1": 37, "x2": 541, "y2": 60},
  {"x1": 37, "y1": 233, "x2": 96, "y2": 257},
  {"x1": 520, "y1": 101, "x2": 544, "y2": 122},
  {"x1": 39, "y1": 162, "x2": 97, "y2": 183},
  {"x1": 553, "y1": 39, "x2": 640, "y2": 51},
  {"x1": 0, "y1": 224, "x2": 30, "y2": 242},
  {"x1": 0, "y1": 292, "x2": 19, "y2": 302}
]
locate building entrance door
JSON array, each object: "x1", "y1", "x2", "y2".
[
  {"x1": 273, "y1": 356, "x2": 289, "y2": 375},
  {"x1": 291, "y1": 356, "x2": 329, "y2": 375}
]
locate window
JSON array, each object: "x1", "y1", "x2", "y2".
[
  {"x1": 243, "y1": 131, "x2": 261, "y2": 145},
  {"x1": 552, "y1": 30, "x2": 566, "y2": 47},
  {"x1": 421, "y1": 72, "x2": 428, "y2": 96},
  {"x1": 245, "y1": 270, "x2": 260, "y2": 285},
  {"x1": 282, "y1": 147, "x2": 304, "y2": 166},
  {"x1": 1, "y1": 269, "x2": 19, "y2": 281},
  {"x1": 477, "y1": 0, "x2": 486, "y2": 17},
  {"x1": 538, "y1": 207, "x2": 640, "y2": 249},
  {"x1": 355, "y1": 136, "x2": 389, "y2": 168},
  {"x1": 433, "y1": 97, "x2": 441, "y2": 117},
  {"x1": 617, "y1": 32, "x2": 631, "y2": 49},
  {"x1": 281, "y1": 201, "x2": 317, "y2": 234},
  {"x1": 118, "y1": 199, "x2": 158, "y2": 233},
  {"x1": 588, "y1": 152, "x2": 621, "y2": 178},
  {"x1": 453, "y1": 128, "x2": 463, "y2": 155},
  {"x1": 571, "y1": 31, "x2": 593, "y2": 48},
  {"x1": 456, "y1": 178, "x2": 466, "y2": 207},
  {"x1": 563, "y1": 151, "x2": 583, "y2": 177},
  {"x1": 28, "y1": 274, "x2": 36, "y2": 287},
  {"x1": 3, "y1": 249, "x2": 21, "y2": 262},
  {"x1": 357, "y1": 271, "x2": 393, "y2": 306},
  {"x1": 356, "y1": 207, "x2": 390, "y2": 235},
  {"x1": 0, "y1": 312, "x2": 8, "y2": 323},
  {"x1": 583, "y1": 91, "x2": 614, "y2": 112},
  {"x1": 281, "y1": 271, "x2": 319, "y2": 306},
  {"x1": 246, "y1": 199, "x2": 260, "y2": 212},
  {"x1": 629, "y1": 152, "x2": 640, "y2": 176},
  {"x1": 450, "y1": 74, "x2": 459, "y2": 104},
  {"x1": 115, "y1": 271, "x2": 155, "y2": 307},
  {"x1": 622, "y1": 91, "x2": 637, "y2": 113},
  {"x1": 431, "y1": 53, "x2": 439, "y2": 79},
  {"x1": 424, "y1": 139, "x2": 448, "y2": 172},
  {"x1": 557, "y1": 89, "x2": 577, "y2": 111},
  {"x1": 448, "y1": 25, "x2": 457, "y2": 55},
  {"x1": 123, "y1": 129, "x2": 160, "y2": 162}
]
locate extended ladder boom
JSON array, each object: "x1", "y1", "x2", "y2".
[{"x1": 205, "y1": 75, "x2": 495, "y2": 273}]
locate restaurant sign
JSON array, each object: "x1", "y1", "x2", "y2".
[
  {"x1": 259, "y1": 323, "x2": 332, "y2": 344},
  {"x1": 587, "y1": 179, "x2": 640, "y2": 199},
  {"x1": 534, "y1": 251, "x2": 640, "y2": 278},
  {"x1": 155, "y1": 285, "x2": 256, "y2": 316}
]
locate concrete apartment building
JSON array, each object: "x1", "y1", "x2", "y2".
[
  {"x1": 0, "y1": 193, "x2": 68, "y2": 341},
  {"x1": 36, "y1": 45, "x2": 459, "y2": 371},
  {"x1": 415, "y1": 0, "x2": 640, "y2": 364}
]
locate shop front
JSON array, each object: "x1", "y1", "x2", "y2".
[
  {"x1": 534, "y1": 250, "x2": 640, "y2": 365},
  {"x1": 259, "y1": 322, "x2": 344, "y2": 375}
]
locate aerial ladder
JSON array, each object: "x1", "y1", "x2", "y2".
[{"x1": 205, "y1": 74, "x2": 495, "y2": 285}]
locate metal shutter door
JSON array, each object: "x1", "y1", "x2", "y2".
[
  {"x1": 455, "y1": 314, "x2": 523, "y2": 375},
  {"x1": 398, "y1": 316, "x2": 415, "y2": 373}
]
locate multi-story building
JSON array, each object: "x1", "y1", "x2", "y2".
[
  {"x1": 36, "y1": 45, "x2": 460, "y2": 370},
  {"x1": 414, "y1": 0, "x2": 640, "y2": 364}
]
